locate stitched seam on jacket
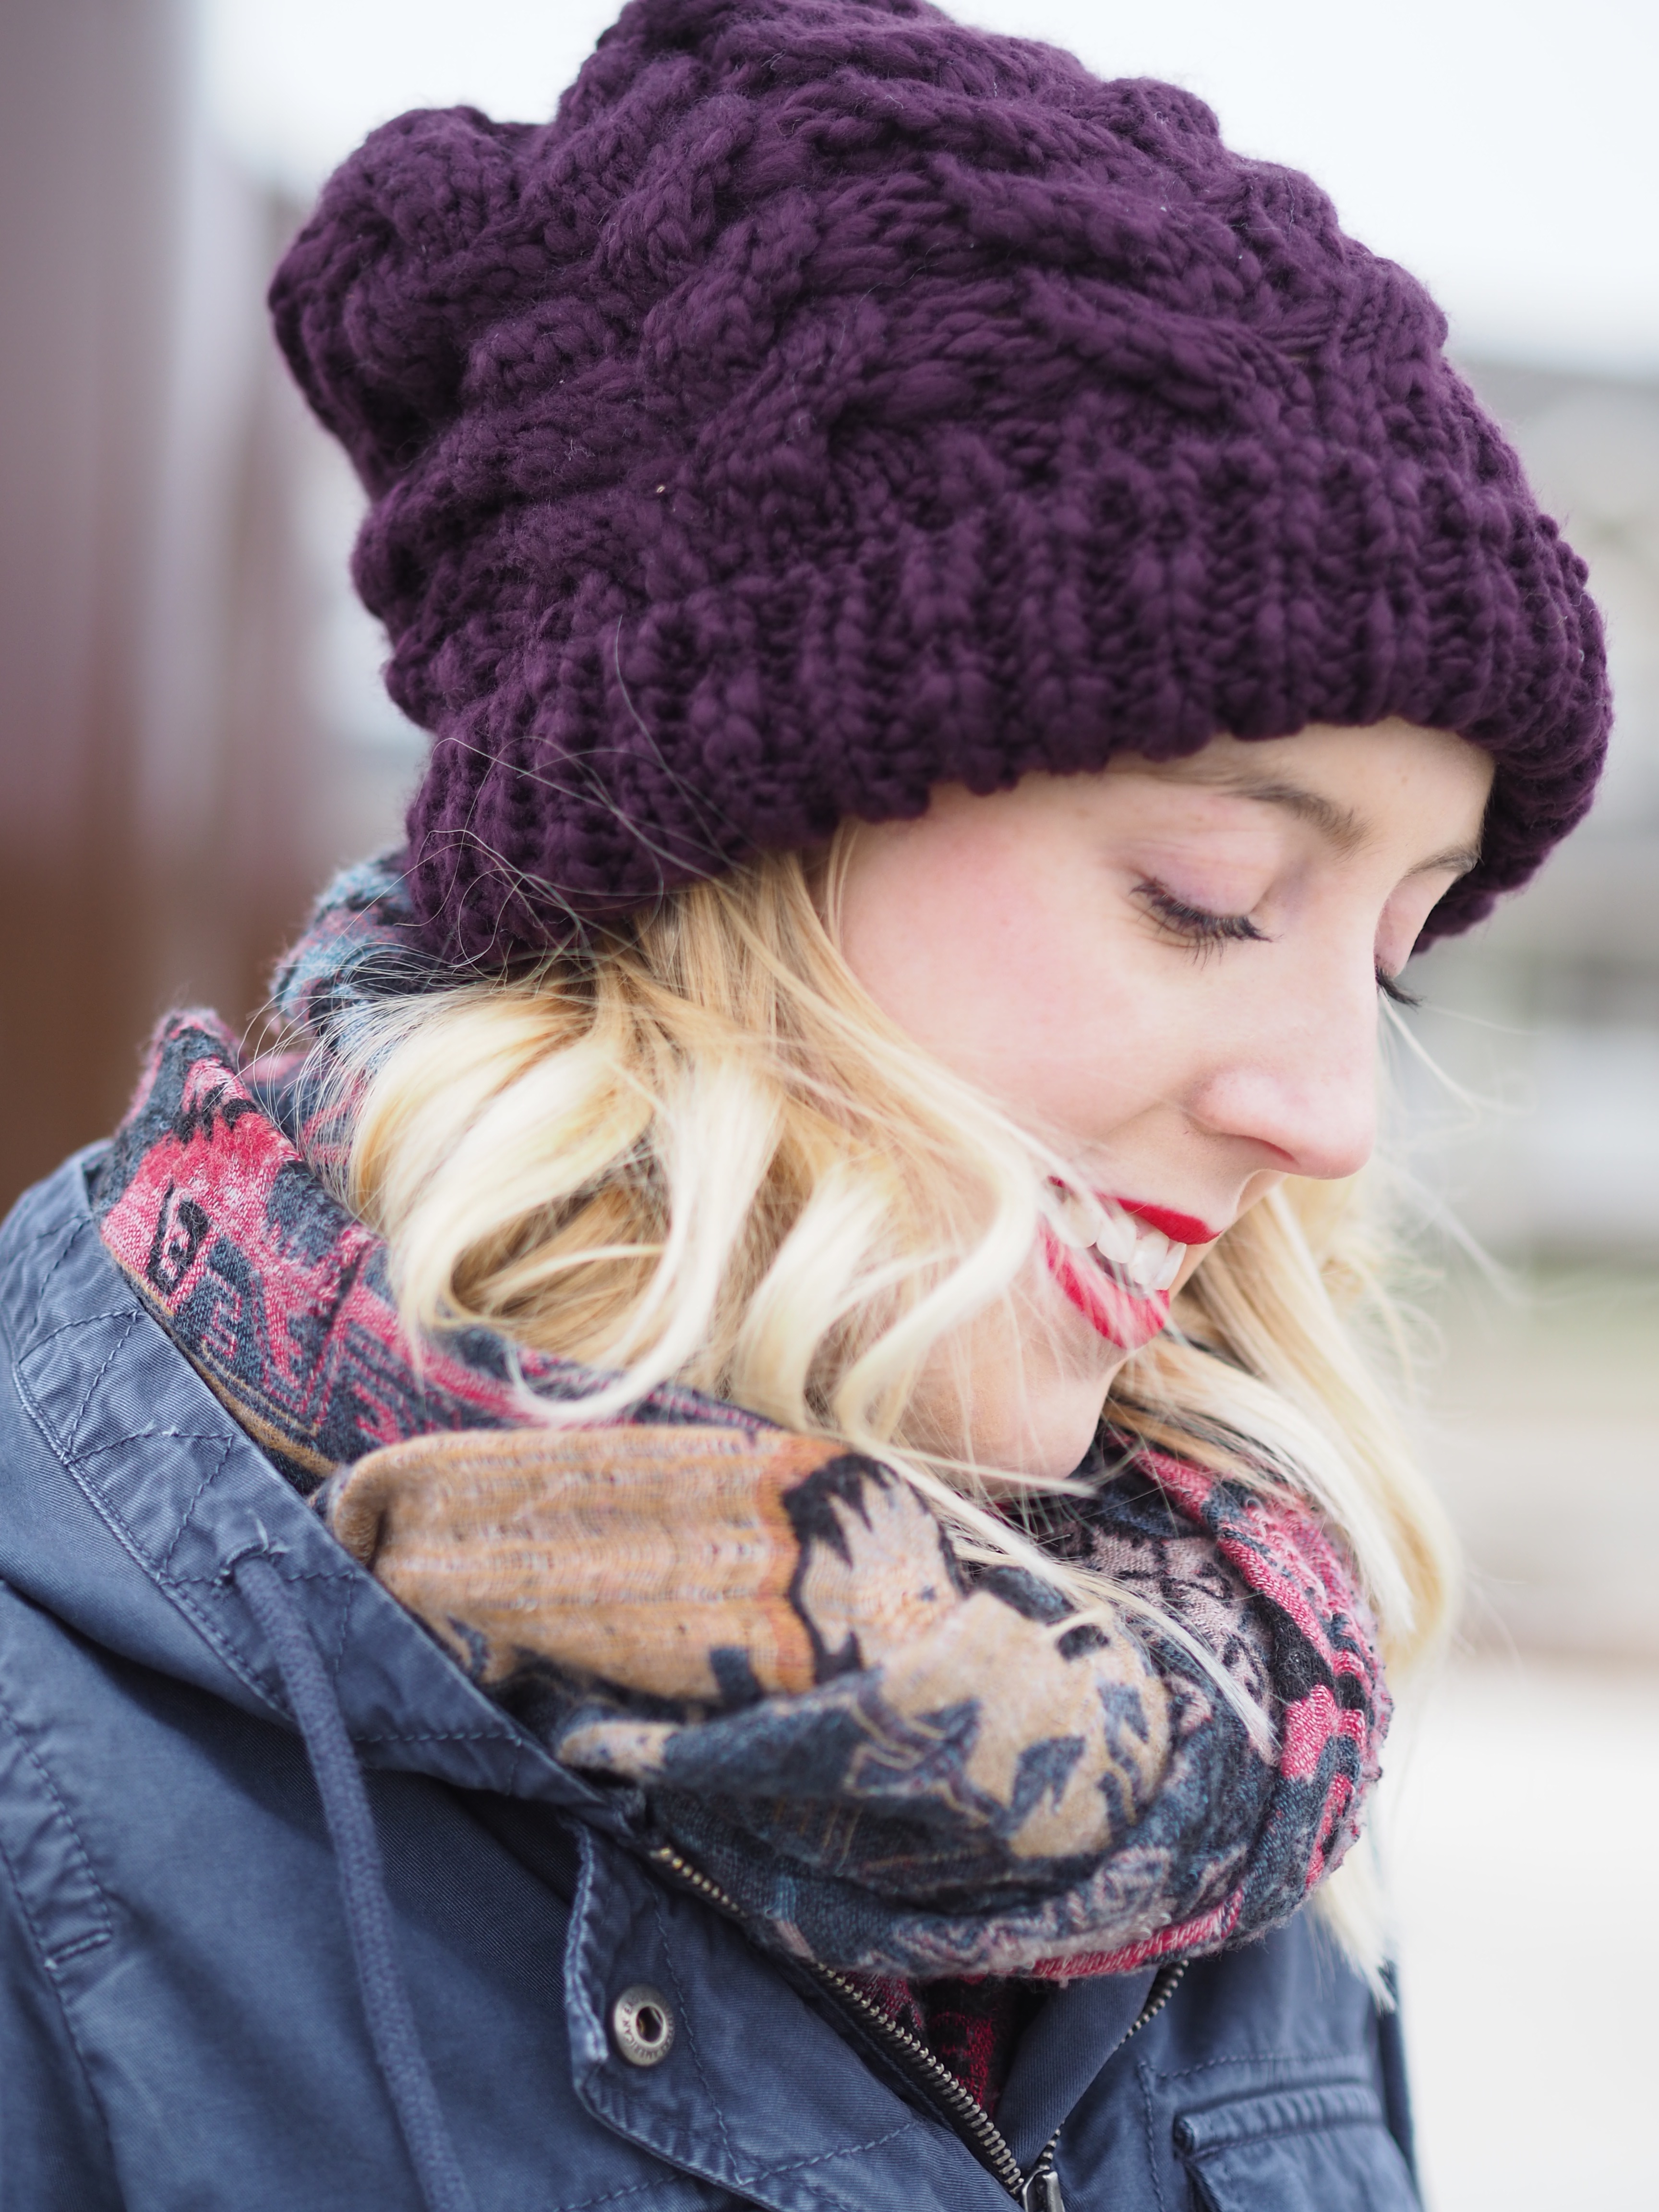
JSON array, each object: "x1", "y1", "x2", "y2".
[
  {"x1": 12, "y1": 1306, "x2": 137, "y2": 1364},
  {"x1": 0, "y1": 1797, "x2": 54, "y2": 1963},
  {"x1": 158, "y1": 1438, "x2": 237, "y2": 1573},
  {"x1": 1184, "y1": 2111, "x2": 1381, "y2": 2161},
  {"x1": 330, "y1": 1571, "x2": 359, "y2": 1686},
  {"x1": 0, "y1": 1679, "x2": 114, "y2": 1963},
  {"x1": 0, "y1": 1815, "x2": 124, "y2": 2185},
  {"x1": 589, "y1": 2118, "x2": 924, "y2": 2207},
  {"x1": 1154, "y1": 2055, "x2": 1374, "y2": 2082},
  {"x1": 23, "y1": 1214, "x2": 95, "y2": 1323},
  {"x1": 62, "y1": 1315, "x2": 141, "y2": 1453},
  {"x1": 73, "y1": 1429, "x2": 241, "y2": 1456},
  {"x1": 12, "y1": 1358, "x2": 293, "y2": 1717},
  {"x1": 14, "y1": 1361, "x2": 528, "y2": 1751},
  {"x1": 560, "y1": 2177, "x2": 701, "y2": 2212},
  {"x1": 741, "y1": 2120, "x2": 927, "y2": 2187},
  {"x1": 6, "y1": 1228, "x2": 631, "y2": 1784},
  {"x1": 1140, "y1": 2058, "x2": 1169, "y2": 2212},
  {"x1": 648, "y1": 1884, "x2": 742, "y2": 2178}
]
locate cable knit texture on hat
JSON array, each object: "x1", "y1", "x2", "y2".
[{"x1": 271, "y1": 0, "x2": 1610, "y2": 962}]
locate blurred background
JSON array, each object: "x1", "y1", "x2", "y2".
[{"x1": 0, "y1": 2, "x2": 1654, "y2": 2202}]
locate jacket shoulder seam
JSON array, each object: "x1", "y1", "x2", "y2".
[
  {"x1": 0, "y1": 1202, "x2": 98, "y2": 1369},
  {"x1": 9, "y1": 1325, "x2": 543, "y2": 1760}
]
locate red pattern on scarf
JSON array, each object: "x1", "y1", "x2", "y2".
[{"x1": 842, "y1": 1973, "x2": 1045, "y2": 2118}]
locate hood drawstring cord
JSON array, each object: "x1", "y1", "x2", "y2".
[{"x1": 236, "y1": 1552, "x2": 476, "y2": 2212}]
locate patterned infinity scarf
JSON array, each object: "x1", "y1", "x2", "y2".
[{"x1": 89, "y1": 861, "x2": 1389, "y2": 1985}]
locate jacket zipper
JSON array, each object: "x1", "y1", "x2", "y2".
[{"x1": 648, "y1": 1843, "x2": 1188, "y2": 2208}]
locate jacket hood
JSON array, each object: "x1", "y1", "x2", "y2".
[{"x1": 0, "y1": 1151, "x2": 610, "y2": 1826}]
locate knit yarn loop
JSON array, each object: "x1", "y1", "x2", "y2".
[{"x1": 271, "y1": 0, "x2": 1610, "y2": 963}]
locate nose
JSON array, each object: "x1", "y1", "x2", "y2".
[{"x1": 1185, "y1": 953, "x2": 1380, "y2": 1184}]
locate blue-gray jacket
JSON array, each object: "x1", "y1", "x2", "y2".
[{"x1": 0, "y1": 1154, "x2": 1421, "y2": 2211}]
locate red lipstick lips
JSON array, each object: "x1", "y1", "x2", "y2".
[
  {"x1": 1038, "y1": 1225, "x2": 1172, "y2": 1352},
  {"x1": 1116, "y1": 1201, "x2": 1222, "y2": 1246}
]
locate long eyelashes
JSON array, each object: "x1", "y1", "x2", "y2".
[
  {"x1": 1135, "y1": 878, "x2": 1424, "y2": 1008},
  {"x1": 1375, "y1": 967, "x2": 1422, "y2": 1009},
  {"x1": 1133, "y1": 880, "x2": 1267, "y2": 949}
]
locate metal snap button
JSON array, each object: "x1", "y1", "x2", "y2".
[{"x1": 611, "y1": 1983, "x2": 675, "y2": 2068}]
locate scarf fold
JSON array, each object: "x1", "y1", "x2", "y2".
[{"x1": 87, "y1": 864, "x2": 1389, "y2": 1982}]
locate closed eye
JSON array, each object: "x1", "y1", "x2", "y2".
[
  {"x1": 1133, "y1": 879, "x2": 1268, "y2": 951},
  {"x1": 1376, "y1": 968, "x2": 1421, "y2": 1009},
  {"x1": 1139, "y1": 878, "x2": 1424, "y2": 1009}
]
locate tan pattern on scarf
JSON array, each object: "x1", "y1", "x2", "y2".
[
  {"x1": 323, "y1": 1423, "x2": 1172, "y2": 1867},
  {"x1": 332, "y1": 1426, "x2": 845, "y2": 1698}
]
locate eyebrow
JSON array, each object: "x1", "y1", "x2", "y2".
[{"x1": 1157, "y1": 762, "x2": 1483, "y2": 878}]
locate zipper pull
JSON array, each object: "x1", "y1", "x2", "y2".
[{"x1": 1022, "y1": 2166, "x2": 1065, "y2": 2212}]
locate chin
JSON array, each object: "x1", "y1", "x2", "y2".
[{"x1": 986, "y1": 1384, "x2": 1114, "y2": 1485}]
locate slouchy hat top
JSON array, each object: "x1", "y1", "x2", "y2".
[{"x1": 272, "y1": 0, "x2": 1610, "y2": 963}]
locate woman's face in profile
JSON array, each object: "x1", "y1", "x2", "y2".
[{"x1": 836, "y1": 720, "x2": 1495, "y2": 1478}]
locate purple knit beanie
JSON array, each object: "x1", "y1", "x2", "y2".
[{"x1": 271, "y1": 0, "x2": 1610, "y2": 963}]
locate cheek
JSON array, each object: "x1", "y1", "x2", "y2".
[
  {"x1": 838, "y1": 830, "x2": 1177, "y2": 1135},
  {"x1": 840, "y1": 833, "x2": 1039, "y2": 1079}
]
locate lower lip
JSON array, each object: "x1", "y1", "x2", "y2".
[{"x1": 1040, "y1": 1225, "x2": 1172, "y2": 1352}]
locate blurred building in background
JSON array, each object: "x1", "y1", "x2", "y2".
[
  {"x1": 1393, "y1": 365, "x2": 1659, "y2": 1681},
  {"x1": 0, "y1": 0, "x2": 327, "y2": 1205},
  {"x1": 1408, "y1": 361, "x2": 1659, "y2": 1263}
]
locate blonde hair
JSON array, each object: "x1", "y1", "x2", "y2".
[{"x1": 331, "y1": 839, "x2": 1458, "y2": 1974}]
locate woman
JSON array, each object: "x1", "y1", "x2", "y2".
[{"x1": 0, "y1": 2, "x2": 1608, "y2": 2207}]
